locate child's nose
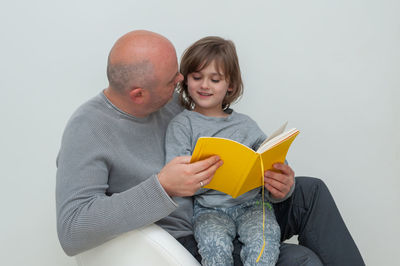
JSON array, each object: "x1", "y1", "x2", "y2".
[{"x1": 201, "y1": 79, "x2": 210, "y2": 90}]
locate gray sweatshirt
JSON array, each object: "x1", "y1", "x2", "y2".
[
  {"x1": 165, "y1": 109, "x2": 293, "y2": 208},
  {"x1": 56, "y1": 91, "x2": 192, "y2": 256}
]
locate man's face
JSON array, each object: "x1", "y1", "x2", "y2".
[{"x1": 149, "y1": 55, "x2": 183, "y2": 111}]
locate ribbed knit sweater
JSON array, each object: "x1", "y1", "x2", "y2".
[{"x1": 56, "y1": 91, "x2": 191, "y2": 256}]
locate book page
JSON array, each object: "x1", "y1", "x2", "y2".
[
  {"x1": 257, "y1": 128, "x2": 299, "y2": 154},
  {"x1": 256, "y1": 121, "x2": 288, "y2": 153}
]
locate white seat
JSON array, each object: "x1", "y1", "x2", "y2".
[{"x1": 75, "y1": 224, "x2": 200, "y2": 266}]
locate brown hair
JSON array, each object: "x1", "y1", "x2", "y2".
[{"x1": 178, "y1": 36, "x2": 243, "y2": 110}]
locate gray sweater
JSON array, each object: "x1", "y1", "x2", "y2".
[
  {"x1": 56, "y1": 91, "x2": 193, "y2": 256},
  {"x1": 165, "y1": 110, "x2": 292, "y2": 208}
]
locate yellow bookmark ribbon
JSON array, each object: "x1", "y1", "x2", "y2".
[{"x1": 256, "y1": 162, "x2": 266, "y2": 263}]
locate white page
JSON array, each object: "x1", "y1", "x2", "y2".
[
  {"x1": 257, "y1": 128, "x2": 298, "y2": 154},
  {"x1": 256, "y1": 121, "x2": 288, "y2": 152}
]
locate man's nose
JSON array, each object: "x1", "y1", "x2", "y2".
[{"x1": 178, "y1": 73, "x2": 184, "y2": 82}]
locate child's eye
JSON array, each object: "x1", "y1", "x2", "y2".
[
  {"x1": 192, "y1": 76, "x2": 201, "y2": 80},
  {"x1": 211, "y1": 79, "x2": 220, "y2": 83}
]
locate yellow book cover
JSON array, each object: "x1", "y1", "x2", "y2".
[{"x1": 190, "y1": 123, "x2": 300, "y2": 198}]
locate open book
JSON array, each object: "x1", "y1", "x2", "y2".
[{"x1": 190, "y1": 122, "x2": 300, "y2": 198}]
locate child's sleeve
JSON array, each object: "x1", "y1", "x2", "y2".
[
  {"x1": 249, "y1": 119, "x2": 267, "y2": 151},
  {"x1": 165, "y1": 119, "x2": 193, "y2": 164}
]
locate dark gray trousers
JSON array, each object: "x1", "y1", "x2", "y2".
[{"x1": 178, "y1": 176, "x2": 365, "y2": 265}]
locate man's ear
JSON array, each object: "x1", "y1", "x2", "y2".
[{"x1": 129, "y1": 87, "x2": 147, "y2": 104}]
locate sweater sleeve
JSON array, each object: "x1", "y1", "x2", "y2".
[
  {"x1": 165, "y1": 118, "x2": 193, "y2": 163},
  {"x1": 56, "y1": 118, "x2": 177, "y2": 256}
]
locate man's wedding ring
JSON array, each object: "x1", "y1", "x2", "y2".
[{"x1": 200, "y1": 181, "x2": 204, "y2": 187}]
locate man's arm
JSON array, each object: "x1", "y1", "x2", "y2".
[
  {"x1": 56, "y1": 120, "x2": 179, "y2": 256},
  {"x1": 56, "y1": 119, "x2": 222, "y2": 256}
]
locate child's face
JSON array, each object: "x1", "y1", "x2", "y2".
[{"x1": 187, "y1": 61, "x2": 232, "y2": 117}]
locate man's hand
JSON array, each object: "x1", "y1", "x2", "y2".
[
  {"x1": 158, "y1": 155, "x2": 223, "y2": 197},
  {"x1": 264, "y1": 163, "x2": 294, "y2": 199}
]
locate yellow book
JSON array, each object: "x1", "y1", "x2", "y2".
[{"x1": 190, "y1": 123, "x2": 300, "y2": 198}]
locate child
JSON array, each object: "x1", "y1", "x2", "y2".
[{"x1": 165, "y1": 36, "x2": 289, "y2": 265}]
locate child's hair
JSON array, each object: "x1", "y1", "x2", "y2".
[{"x1": 178, "y1": 36, "x2": 243, "y2": 110}]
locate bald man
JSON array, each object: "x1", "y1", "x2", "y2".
[
  {"x1": 56, "y1": 30, "x2": 364, "y2": 265},
  {"x1": 56, "y1": 30, "x2": 223, "y2": 256}
]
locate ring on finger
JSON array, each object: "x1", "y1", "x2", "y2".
[{"x1": 200, "y1": 181, "x2": 204, "y2": 187}]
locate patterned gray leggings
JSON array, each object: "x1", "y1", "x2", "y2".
[{"x1": 193, "y1": 195, "x2": 280, "y2": 266}]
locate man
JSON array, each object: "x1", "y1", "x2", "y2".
[{"x1": 56, "y1": 30, "x2": 364, "y2": 265}]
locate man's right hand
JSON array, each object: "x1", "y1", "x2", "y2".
[{"x1": 158, "y1": 155, "x2": 223, "y2": 197}]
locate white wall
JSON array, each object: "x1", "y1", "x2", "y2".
[{"x1": 1, "y1": 0, "x2": 398, "y2": 265}]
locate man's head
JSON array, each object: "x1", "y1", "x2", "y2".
[{"x1": 105, "y1": 30, "x2": 183, "y2": 117}]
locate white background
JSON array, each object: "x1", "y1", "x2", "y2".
[{"x1": 1, "y1": 0, "x2": 399, "y2": 265}]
